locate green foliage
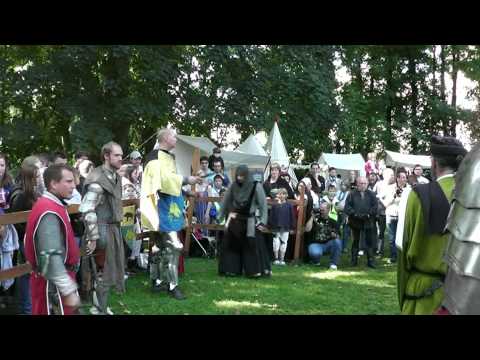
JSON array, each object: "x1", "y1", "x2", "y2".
[
  {"x1": 0, "y1": 45, "x2": 479, "y2": 169},
  {"x1": 174, "y1": 45, "x2": 339, "y2": 160},
  {"x1": 336, "y1": 45, "x2": 477, "y2": 157}
]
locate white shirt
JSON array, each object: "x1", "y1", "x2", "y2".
[
  {"x1": 417, "y1": 175, "x2": 430, "y2": 184},
  {"x1": 64, "y1": 188, "x2": 82, "y2": 205}
]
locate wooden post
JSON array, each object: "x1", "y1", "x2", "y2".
[
  {"x1": 184, "y1": 147, "x2": 201, "y2": 256},
  {"x1": 293, "y1": 184, "x2": 305, "y2": 263}
]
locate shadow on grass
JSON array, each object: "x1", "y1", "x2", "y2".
[{"x1": 111, "y1": 258, "x2": 399, "y2": 315}]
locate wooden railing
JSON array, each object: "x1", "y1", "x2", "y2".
[
  {"x1": 183, "y1": 181, "x2": 307, "y2": 262},
  {"x1": 0, "y1": 148, "x2": 307, "y2": 263},
  {"x1": 0, "y1": 199, "x2": 140, "y2": 226}
]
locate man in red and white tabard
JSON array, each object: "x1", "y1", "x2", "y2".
[{"x1": 24, "y1": 164, "x2": 80, "y2": 315}]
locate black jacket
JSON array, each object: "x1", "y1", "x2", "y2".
[
  {"x1": 8, "y1": 186, "x2": 36, "y2": 239},
  {"x1": 344, "y1": 189, "x2": 378, "y2": 229},
  {"x1": 307, "y1": 174, "x2": 326, "y2": 195},
  {"x1": 208, "y1": 155, "x2": 225, "y2": 172},
  {"x1": 263, "y1": 177, "x2": 295, "y2": 199}
]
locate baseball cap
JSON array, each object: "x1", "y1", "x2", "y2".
[{"x1": 130, "y1": 151, "x2": 142, "y2": 160}]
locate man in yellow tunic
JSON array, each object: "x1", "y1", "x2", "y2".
[
  {"x1": 397, "y1": 135, "x2": 467, "y2": 314},
  {"x1": 140, "y1": 128, "x2": 201, "y2": 300}
]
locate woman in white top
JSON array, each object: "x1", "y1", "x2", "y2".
[
  {"x1": 413, "y1": 164, "x2": 430, "y2": 184},
  {"x1": 383, "y1": 168, "x2": 409, "y2": 263},
  {"x1": 307, "y1": 179, "x2": 320, "y2": 211},
  {"x1": 376, "y1": 168, "x2": 395, "y2": 256},
  {"x1": 335, "y1": 181, "x2": 350, "y2": 252}
]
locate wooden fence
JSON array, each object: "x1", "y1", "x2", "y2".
[{"x1": 0, "y1": 148, "x2": 307, "y2": 262}]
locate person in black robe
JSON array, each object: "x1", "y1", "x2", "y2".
[{"x1": 218, "y1": 165, "x2": 269, "y2": 277}]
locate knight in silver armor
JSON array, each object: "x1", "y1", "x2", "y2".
[
  {"x1": 442, "y1": 142, "x2": 480, "y2": 315},
  {"x1": 80, "y1": 141, "x2": 124, "y2": 315},
  {"x1": 141, "y1": 128, "x2": 202, "y2": 300}
]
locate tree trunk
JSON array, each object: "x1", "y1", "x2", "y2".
[
  {"x1": 431, "y1": 45, "x2": 437, "y2": 96},
  {"x1": 450, "y1": 46, "x2": 458, "y2": 137},
  {"x1": 440, "y1": 45, "x2": 449, "y2": 134},
  {"x1": 383, "y1": 50, "x2": 397, "y2": 150},
  {"x1": 385, "y1": 60, "x2": 394, "y2": 152},
  {"x1": 102, "y1": 47, "x2": 132, "y2": 151},
  {"x1": 408, "y1": 54, "x2": 419, "y2": 152}
]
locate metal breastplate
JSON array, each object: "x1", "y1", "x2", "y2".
[
  {"x1": 450, "y1": 142, "x2": 480, "y2": 208},
  {"x1": 443, "y1": 143, "x2": 480, "y2": 314}
]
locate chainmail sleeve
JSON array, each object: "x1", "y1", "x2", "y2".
[
  {"x1": 79, "y1": 183, "x2": 103, "y2": 243},
  {"x1": 35, "y1": 213, "x2": 77, "y2": 296}
]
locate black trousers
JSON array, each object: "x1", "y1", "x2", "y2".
[
  {"x1": 220, "y1": 218, "x2": 263, "y2": 277},
  {"x1": 351, "y1": 227, "x2": 376, "y2": 260},
  {"x1": 376, "y1": 215, "x2": 386, "y2": 253}
]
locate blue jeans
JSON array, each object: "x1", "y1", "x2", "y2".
[
  {"x1": 387, "y1": 218, "x2": 398, "y2": 261},
  {"x1": 308, "y1": 239, "x2": 342, "y2": 266},
  {"x1": 16, "y1": 274, "x2": 32, "y2": 314},
  {"x1": 16, "y1": 242, "x2": 32, "y2": 314}
]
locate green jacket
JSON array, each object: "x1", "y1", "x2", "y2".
[{"x1": 397, "y1": 175, "x2": 454, "y2": 315}]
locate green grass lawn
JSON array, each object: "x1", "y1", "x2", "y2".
[{"x1": 110, "y1": 253, "x2": 400, "y2": 315}]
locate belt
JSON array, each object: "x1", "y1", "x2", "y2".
[
  {"x1": 404, "y1": 269, "x2": 445, "y2": 300},
  {"x1": 230, "y1": 212, "x2": 254, "y2": 220},
  {"x1": 64, "y1": 264, "x2": 79, "y2": 273},
  {"x1": 404, "y1": 280, "x2": 444, "y2": 300},
  {"x1": 33, "y1": 263, "x2": 78, "y2": 274}
]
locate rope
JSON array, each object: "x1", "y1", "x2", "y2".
[{"x1": 123, "y1": 131, "x2": 158, "y2": 161}]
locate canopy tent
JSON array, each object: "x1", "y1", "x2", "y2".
[
  {"x1": 385, "y1": 150, "x2": 431, "y2": 169},
  {"x1": 264, "y1": 122, "x2": 298, "y2": 187},
  {"x1": 318, "y1": 153, "x2": 366, "y2": 180},
  {"x1": 236, "y1": 134, "x2": 267, "y2": 156},
  {"x1": 173, "y1": 134, "x2": 269, "y2": 178}
]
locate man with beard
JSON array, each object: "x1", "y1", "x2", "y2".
[
  {"x1": 80, "y1": 141, "x2": 125, "y2": 315},
  {"x1": 397, "y1": 135, "x2": 467, "y2": 315}
]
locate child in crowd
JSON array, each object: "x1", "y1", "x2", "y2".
[{"x1": 268, "y1": 188, "x2": 296, "y2": 265}]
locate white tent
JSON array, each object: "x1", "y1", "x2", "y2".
[
  {"x1": 264, "y1": 122, "x2": 298, "y2": 187},
  {"x1": 173, "y1": 135, "x2": 215, "y2": 177},
  {"x1": 385, "y1": 150, "x2": 431, "y2": 169},
  {"x1": 237, "y1": 134, "x2": 267, "y2": 156},
  {"x1": 173, "y1": 134, "x2": 269, "y2": 178},
  {"x1": 318, "y1": 153, "x2": 366, "y2": 180}
]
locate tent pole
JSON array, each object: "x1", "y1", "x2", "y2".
[
  {"x1": 184, "y1": 147, "x2": 200, "y2": 256},
  {"x1": 263, "y1": 156, "x2": 272, "y2": 180},
  {"x1": 293, "y1": 184, "x2": 305, "y2": 264}
]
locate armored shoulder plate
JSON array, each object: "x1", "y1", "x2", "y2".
[
  {"x1": 83, "y1": 166, "x2": 103, "y2": 186},
  {"x1": 445, "y1": 202, "x2": 480, "y2": 243},
  {"x1": 79, "y1": 183, "x2": 104, "y2": 213},
  {"x1": 444, "y1": 236, "x2": 480, "y2": 279},
  {"x1": 452, "y1": 142, "x2": 480, "y2": 208}
]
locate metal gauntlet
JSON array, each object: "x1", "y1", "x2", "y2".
[
  {"x1": 38, "y1": 249, "x2": 78, "y2": 296},
  {"x1": 79, "y1": 183, "x2": 103, "y2": 242}
]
